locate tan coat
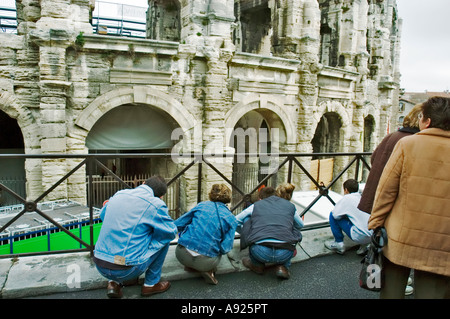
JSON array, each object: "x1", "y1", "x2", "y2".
[{"x1": 368, "y1": 128, "x2": 450, "y2": 276}]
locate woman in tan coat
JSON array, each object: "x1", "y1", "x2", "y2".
[{"x1": 368, "y1": 96, "x2": 450, "y2": 299}]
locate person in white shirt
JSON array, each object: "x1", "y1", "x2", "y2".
[{"x1": 324, "y1": 179, "x2": 372, "y2": 254}]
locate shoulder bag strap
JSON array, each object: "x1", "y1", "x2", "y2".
[{"x1": 214, "y1": 202, "x2": 224, "y2": 242}]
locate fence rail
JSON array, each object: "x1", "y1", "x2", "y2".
[
  {"x1": 0, "y1": 152, "x2": 371, "y2": 259},
  {"x1": 89, "y1": 174, "x2": 180, "y2": 215},
  {"x1": 0, "y1": 176, "x2": 25, "y2": 206},
  {"x1": 0, "y1": 2, "x2": 147, "y2": 37}
]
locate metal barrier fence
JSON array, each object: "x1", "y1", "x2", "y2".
[
  {"x1": 0, "y1": 2, "x2": 147, "y2": 37},
  {"x1": 1, "y1": 217, "x2": 102, "y2": 255},
  {"x1": 0, "y1": 152, "x2": 371, "y2": 259},
  {"x1": 0, "y1": 176, "x2": 25, "y2": 206}
]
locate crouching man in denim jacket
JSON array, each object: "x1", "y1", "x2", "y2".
[{"x1": 93, "y1": 176, "x2": 177, "y2": 298}]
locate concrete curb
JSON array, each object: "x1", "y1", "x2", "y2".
[{"x1": 0, "y1": 227, "x2": 358, "y2": 299}]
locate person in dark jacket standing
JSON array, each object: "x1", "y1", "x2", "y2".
[
  {"x1": 238, "y1": 183, "x2": 303, "y2": 279},
  {"x1": 358, "y1": 103, "x2": 422, "y2": 214}
]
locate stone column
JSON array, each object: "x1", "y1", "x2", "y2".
[
  {"x1": 178, "y1": 0, "x2": 236, "y2": 202},
  {"x1": 296, "y1": 0, "x2": 321, "y2": 191},
  {"x1": 201, "y1": 40, "x2": 235, "y2": 201},
  {"x1": 30, "y1": 0, "x2": 93, "y2": 201}
]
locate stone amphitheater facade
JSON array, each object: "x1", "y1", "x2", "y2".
[{"x1": 0, "y1": 0, "x2": 401, "y2": 211}]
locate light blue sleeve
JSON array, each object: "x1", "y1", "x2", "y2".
[
  {"x1": 174, "y1": 207, "x2": 196, "y2": 232},
  {"x1": 146, "y1": 204, "x2": 177, "y2": 251},
  {"x1": 294, "y1": 209, "x2": 304, "y2": 230},
  {"x1": 235, "y1": 204, "x2": 254, "y2": 233},
  {"x1": 99, "y1": 204, "x2": 107, "y2": 221}
]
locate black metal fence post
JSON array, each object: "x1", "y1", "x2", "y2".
[{"x1": 87, "y1": 156, "x2": 95, "y2": 257}]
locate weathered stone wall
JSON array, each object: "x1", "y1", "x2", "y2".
[{"x1": 0, "y1": 0, "x2": 401, "y2": 210}]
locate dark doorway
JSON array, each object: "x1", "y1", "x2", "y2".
[
  {"x1": 311, "y1": 112, "x2": 342, "y2": 158},
  {"x1": 0, "y1": 111, "x2": 26, "y2": 206}
]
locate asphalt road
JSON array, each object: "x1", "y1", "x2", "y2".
[
  {"x1": 22, "y1": 250, "x2": 440, "y2": 318},
  {"x1": 30, "y1": 249, "x2": 379, "y2": 300}
]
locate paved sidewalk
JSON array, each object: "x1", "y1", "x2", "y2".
[{"x1": 0, "y1": 227, "x2": 358, "y2": 299}]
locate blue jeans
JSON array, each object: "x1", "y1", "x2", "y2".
[
  {"x1": 249, "y1": 244, "x2": 294, "y2": 269},
  {"x1": 329, "y1": 212, "x2": 353, "y2": 243},
  {"x1": 95, "y1": 244, "x2": 170, "y2": 286}
]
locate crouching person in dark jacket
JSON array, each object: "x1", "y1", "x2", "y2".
[{"x1": 237, "y1": 183, "x2": 303, "y2": 279}]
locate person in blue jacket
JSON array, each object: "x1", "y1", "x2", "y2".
[
  {"x1": 175, "y1": 184, "x2": 238, "y2": 285},
  {"x1": 93, "y1": 176, "x2": 177, "y2": 298}
]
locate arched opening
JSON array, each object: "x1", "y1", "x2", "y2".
[
  {"x1": 85, "y1": 103, "x2": 181, "y2": 209},
  {"x1": 234, "y1": 0, "x2": 272, "y2": 55},
  {"x1": 147, "y1": 0, "x2": 181, "y2": 42},
  {"x1": 310, "y1": 112, "x2": 342, "y2": 189},
  {"x1": 229, "y1": 109, "x2": 286, "y2": 208},
  {"x1": 0, "y1": 110, "x2": 25, "y2": 206},
  {"x1": 362, "y1": 115, "x2": 376, "y2": 181},
  {"x1": 363, "y1": 115, "x2": 375, "y2": 153},
  {"x1": 312, "y1": 112, "x2": 342, "y2": 156},
  {"x1": 86, "y1": 103, "x2": 179, "y2": 174}
]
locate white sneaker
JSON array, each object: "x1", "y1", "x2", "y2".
[
  {"x1": 324, "y1": 241, "x2": 345, "y2": 254},
  {"x1": 407, "y1": 277, "x2": 413, "y2": 286},
  {"x1": 405, "y1": 285, "x2": 414, "y2": 296},
  {"x1": 405, "y1": 277, "x2": 414, "y2": 296},
  {"x1": 356, "y1": 244, "x2": 369, "y2": 255}
]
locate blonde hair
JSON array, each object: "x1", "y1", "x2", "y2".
[
  {"x1": 276, "y1": 183, "x2": 296, "y2": 200},
  {"x1": 402, "y1": 103, "x2": 422, "y2": 129},
  {"x1": 208, "y1": 184, "x2": 231, "y2": 204}
]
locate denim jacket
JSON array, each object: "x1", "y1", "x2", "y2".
[
  {"x1": 94, "y1": 185, "x2": 177, "y2": 266},
  {"x1": 175, "y1": 201, "x2": 238, "y2": 258}
]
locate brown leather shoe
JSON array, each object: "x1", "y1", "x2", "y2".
[
  {"x1": 106, "y1": 281, "x2": 123, "y2": 299},
  {"x1": 275, "y1": 265, "x2": 290, "y2": 279},
  {"x1": 242, "y1": 257, "x2": 264, "y2": 274},
  {"x1": 141, "y1": 280, "x2": 171, "y2": 296}
]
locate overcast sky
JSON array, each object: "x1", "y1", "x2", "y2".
[{"x1": 397, "y1": 0, "x2": 450, "y2": 93}]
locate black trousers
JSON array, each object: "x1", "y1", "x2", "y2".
[{"x1": 381, "y1": 255, "x2": 450, "y2": 299}]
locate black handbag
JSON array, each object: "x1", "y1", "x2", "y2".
[{"x1": 359, "y1": 227, "x2": 388, "y2": 292}]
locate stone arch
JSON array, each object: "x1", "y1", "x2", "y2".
[
  {"x1": 0, "y1": 90, "x2": 41, "y2": 152},
  {"x1": 75, "y1": 86, "x2": 196, "y2": 139},
  {"x1": 0, "y1": 91, "x2": 42, "y2": 202},
  {"x1": 362, "y1": 103, "x2": 380, "y2": 146},
  {"x1": 313, "y1": 100, "x2": 350, "y2": 132},
  {"x1": 311, "y1": 100, "x2": 352, "y2": 149},
  {"x1": 224, "y1": 94, "x2": 296, "y2": 146}
]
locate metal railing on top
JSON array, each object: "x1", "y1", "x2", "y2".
[
  {"x1": 0, "y1": 2, "x2": 147, "y2": 37},
  {"x1": 0, "y1": 152, "x2": 371, "y2": 259}
]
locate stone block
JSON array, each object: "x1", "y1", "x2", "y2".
[
  {"x1": 41, "y1": 137, "x2": 67, "y2": 152},
  {"x1": 41, "y1": 123, "x2": 67, "y2": 138},
  {"x1": 40, "y1": 110, "x2": 66, "y2": 123}
]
